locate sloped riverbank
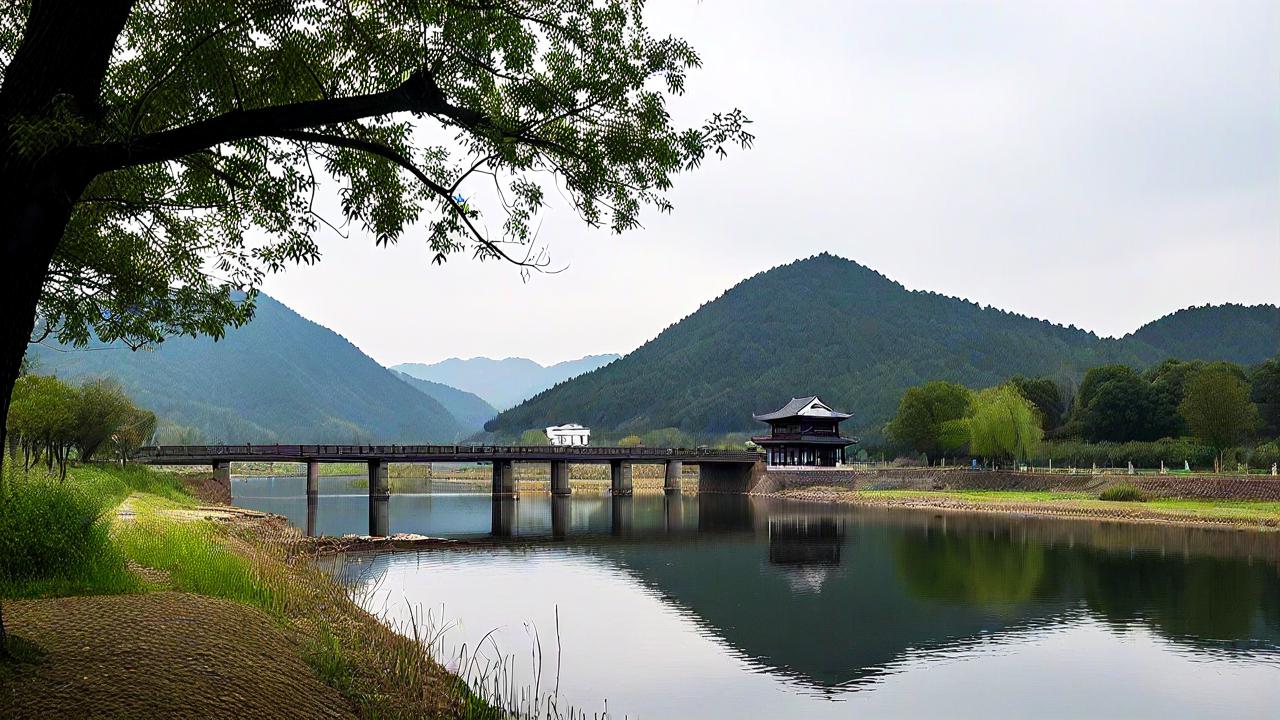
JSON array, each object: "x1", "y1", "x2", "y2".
[{"x1": 1, "y1": 465, "x2": 488, "y2": 719}]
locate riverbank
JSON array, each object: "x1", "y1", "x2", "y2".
[
  {"x1": 774, "y1": 485, "x2": 1280, "y2": 531},
  {"x1": 0, "y1": 464, "x2": 486, "y2": 719}
]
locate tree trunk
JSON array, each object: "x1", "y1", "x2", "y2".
[{"x1": 0, "y1": 0, "x2": 167, "y2": 659}]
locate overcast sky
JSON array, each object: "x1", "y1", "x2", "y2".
[{"x1": 262, "y1": 0, "x2": 1280, "y2": 367}]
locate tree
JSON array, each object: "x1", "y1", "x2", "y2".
[
  {"x1": 1180, "y1": 366, "x2": 1261, "y2": 471},
  {"x1": 0, "y1": 1, "x2": 753, "y2": 471},
  {"x1": 1077, "y1": 365, "x2": 1140, "y2": 411},
  {"x1": 617, "y1": 434, "x2": 643, "y2": 447},
  {"x1": 1250, "y1": 357, "x2": 1280, "y2": 438},
  {"x1": 1009, "y1": 376, "x2": 1066, "y2": 431},
  {"x1": 518, "y1": 428, "x2": 548, "y2": 446},
  {"x1": 886, "y1": 381, "x2": 973, "y2": 461},
  {"x1": 640, "y1": 427, "x2": 695, "y2": 448},
  {"x1": 6, "y1": 373, "x2": 77, "y2": 476},
  {"x1": 1144, "y1": 358, "x2": 1205, "y2": 437},
  {"x1": 72, "y1": 378, "x2": 134, "y2": 461},
  {"x1": 966, "y1": 385, "x2": 1043, "y2": 464},
  {"x1": 108, "y1": 405, "x2": 156, "y2": 465},
  {"x1": 1081, "y1": 372, "x2": 1169, "y2": 442}
]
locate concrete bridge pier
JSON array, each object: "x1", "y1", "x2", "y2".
[
  {"x1": 610, "y1": 460, "x2": 633, "y2": 496},
  {"x1": 368, "y1": 460, "x2": 389, "y2": 537},
  {"x1": 306, "y1": 460, "x2": 320, "y2": 499},
  {"x1": 305, "y1": 496, "x2": 318, "y2": 537},
  {"x1": 212, "y1": 461, "x2": 232, "y2": 503},
  {"x1": 664, "y1": 460, "x2": 683, "y2": 493},
  {"x1": 492, "y1": 460, "x2": 515, "y2": 496},
  {"x1": 550, "y1": 460, "x2": 571, "y2": 496},
  {"x1": 305, "y1": 460, "x2": 320, "y2": 537}
]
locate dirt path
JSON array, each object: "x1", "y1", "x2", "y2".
[{"x1": 1, "y1": 592, "x2": 357, "y2": 720}]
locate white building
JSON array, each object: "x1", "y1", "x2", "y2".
[{"x1": 545, "y1": 423, "x2": 591, "y2": 446}]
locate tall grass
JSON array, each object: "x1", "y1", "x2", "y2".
[
  {"x1": 114, "y1": 519, "x2": 285, "y2": 615},
  {"x1": 0, "y1": 465, "x2": 140, "y2": 597}
]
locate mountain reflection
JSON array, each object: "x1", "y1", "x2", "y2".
[
  {"x1": 237, "y1": 478, "x2": 1280, "y2": 693},
  {"x1": 595, "y1": 500, "x2": 1280, "y2": 690}
]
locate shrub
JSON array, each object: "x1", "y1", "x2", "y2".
[
  {"x1": 1247, "y1": 441, "x2": 1280, "y2": 470},
  {"x1": 1099, "y1": 484, "x2": 1146, "y2": 502}
]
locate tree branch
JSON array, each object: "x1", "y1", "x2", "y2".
[
  {"x1": 81, "y1": 68, "x2": 477, "y2": 171},
  {"x1": 272, "y1": 129, "x2": 541, "y2": 268}
]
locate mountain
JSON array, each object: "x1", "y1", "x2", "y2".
[
  {"x1": 1125, "y1": 304, "x2": 1279, "y2": 366},
  {"x1": 27, "y1": 294, "x2": 464, "y2": 444},
  {"x1": 486, "y1": 254, "x2": 1279, "y2": 440},
  {"x1": 393, "y1": 353, "x2": 621, "y2": 409},
  {"x1": 394, "y1": 371, "x2": 497, "y2": 435}
]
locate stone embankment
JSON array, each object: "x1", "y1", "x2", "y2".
[{"x1": 759, "y1": 467, "x2": 1280, "y2": 501}]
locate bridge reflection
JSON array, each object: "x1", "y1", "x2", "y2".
[{"x1": 476, "y1": 492, "x2": 757, "y2": 541}]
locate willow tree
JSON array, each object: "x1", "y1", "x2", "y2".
[
  {"x1": 0, "y1": 0, "x2": 749, "y2": 649},
  {"x1": 0, "y1": 0, "x2": 751, "y2": 460},
  {"x1": 967, "y1": 384, "x2": 1043, "y2": 465}
]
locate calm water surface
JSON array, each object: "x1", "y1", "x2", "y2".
[{"x1": 234, "y1": 475, "x2": 1280, "y2": 719}]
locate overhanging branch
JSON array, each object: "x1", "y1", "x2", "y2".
[
  {"x1": 272, "y1": 129, "x2": 542, "y2": 268},
  {"x1": 80, "y1": 68, "x2": 470, "y2": 171}
]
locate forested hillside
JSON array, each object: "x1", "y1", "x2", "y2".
[
  {"x1": 26, "y1": 294, "x2": 464, "y2": 444},
  {"x1": 486, "y1": 254, "x2": 1279, "y2": 441},
  {"x1": 394, "y1": 371, "x2": 497, "y2": 435},
  {"x1": 1126, "y1": 304, "x2": 1279, "y2": 365}
]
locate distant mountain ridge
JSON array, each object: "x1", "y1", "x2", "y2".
[
  {"x1": 27, "y1": 294, "x2": 465, "y2": 444},
  {"x1": 487, "y1": 254, "x2": 1279, "y2": 440},
  {"x1": 394, "y1": 371, "x2": 497, "y2": 436},
  {"x1": 393, "y1": 353, "x2": 621, "y2": 409},
  {"x1": 1124, "y1": 304, "x2": 1279, "y2": 365}
]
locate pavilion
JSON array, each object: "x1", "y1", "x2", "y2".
[{"x1": 752, "y1": 396, "x2": 857, "y2": 467}]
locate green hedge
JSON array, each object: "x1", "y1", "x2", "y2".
[{"x1": 1034, "y1": 439, "x2": 1215, "y2": 470}]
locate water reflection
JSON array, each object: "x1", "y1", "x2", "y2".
[
  {"x1": 768, "y1": 516, "x2": 844, "y2": 565},
  {"x1": 234, "y1": 477, "x2": 1280, "y2": 717}
]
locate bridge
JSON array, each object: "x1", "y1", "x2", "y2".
[{"x1": 132, "y1": 444, "x2": 766, "y2": 535}]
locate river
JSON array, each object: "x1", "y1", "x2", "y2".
[{"x1": 232, "y1": 474, "x2": 1280, "y2": 718}]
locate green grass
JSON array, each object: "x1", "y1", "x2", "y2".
[
  {"x1": 114, "y1": 518, "x2": 285, "y2": 616},
  {"x1": 0, "y1": 462, "x2": 195, "y2": 598},
  {"x1": 854, "y1": 488, "x2": 1280, "y2": 524},
  {"x1": 1099, "y1": 484, "x2": 1146, "y2": 502},
  {"x1": 0, "y1": 465, "x2": 141, "y2": 598}
]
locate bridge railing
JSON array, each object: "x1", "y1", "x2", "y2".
[{"x1": 133, "y1": 444, "x2": 763, "y2": 462}]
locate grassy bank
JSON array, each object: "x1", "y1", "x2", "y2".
[
  {"x1": 777, "y1": 486, "x2": 1280, "y2": 529},
  {"x1": 0, "y1": 462, "x2": 497, "y2": 718}
]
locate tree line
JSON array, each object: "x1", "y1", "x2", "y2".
[
  {"x1": 5, "y1": 369, "x2": 156, "y2": 479},
  {"x1": 886, "y1": 356, "x2": 1280, "y2": 471}
]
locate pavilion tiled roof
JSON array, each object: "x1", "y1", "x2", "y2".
[{"x1": 753, "y1": 396, "x2": 852, "y2": 422}]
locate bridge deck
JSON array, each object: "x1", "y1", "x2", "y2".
[{"x1": 133, "y1": 444, "x2": 762, "y2": 465}]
